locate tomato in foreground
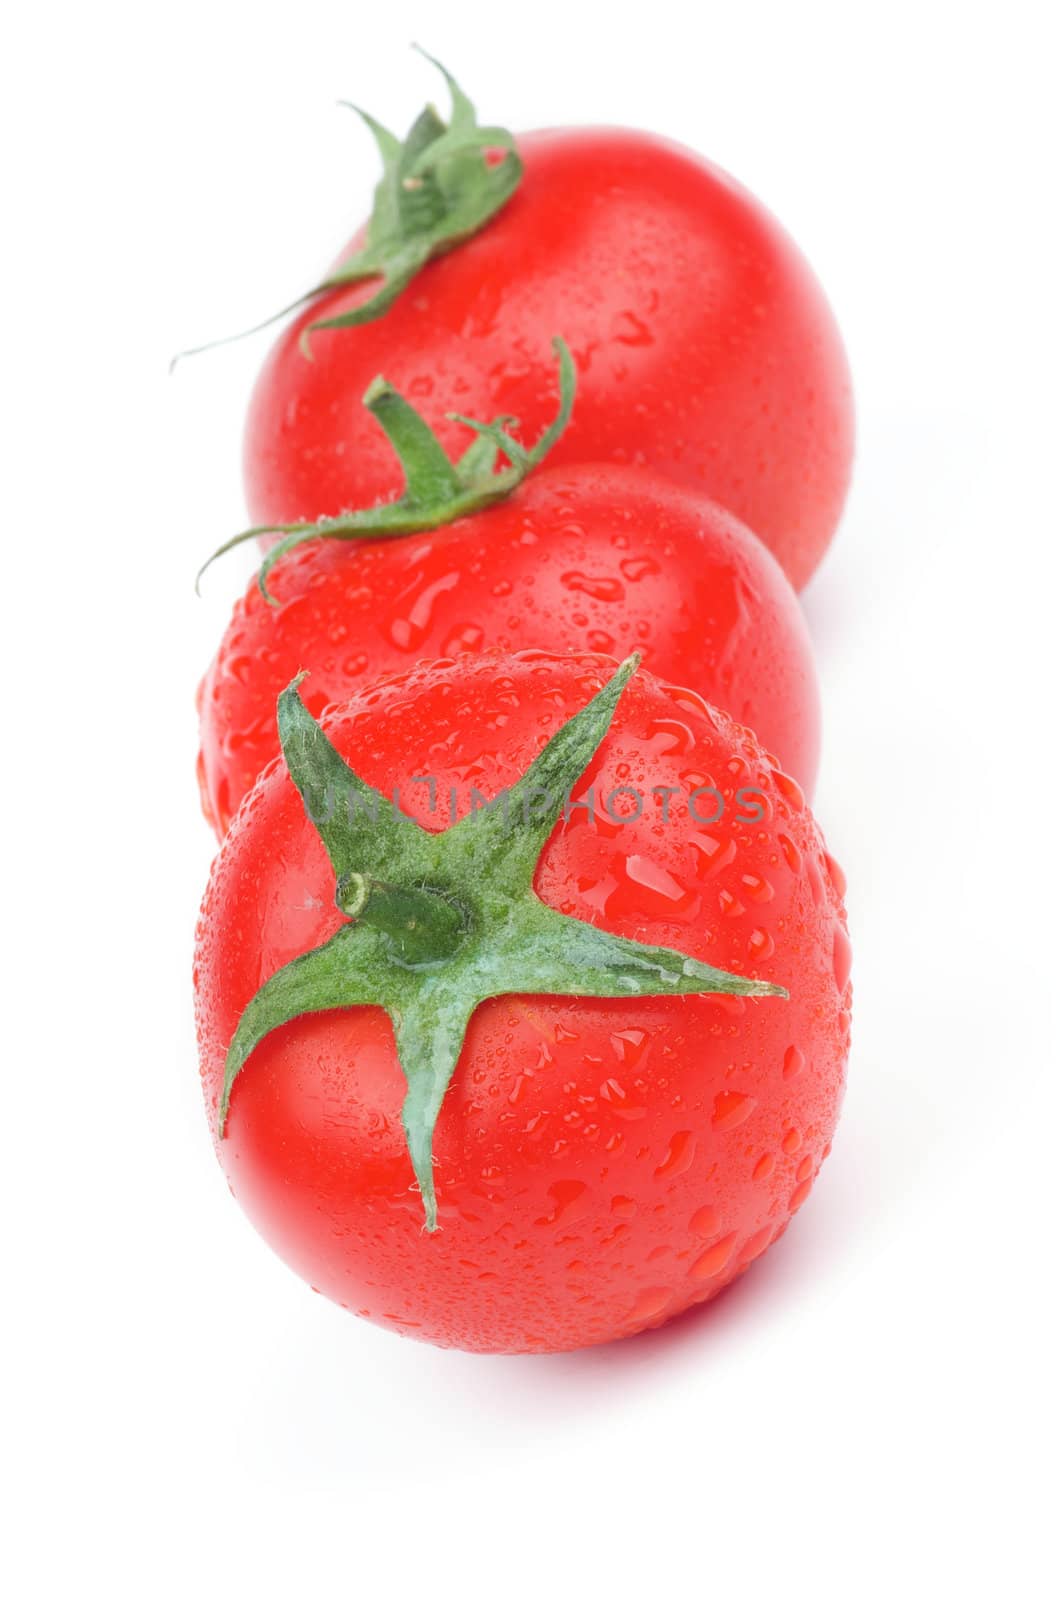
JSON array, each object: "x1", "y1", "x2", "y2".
[
  {"x1": 229, "y1": 63, "x2": 852, "y2": 589},
  {"x1": 195, "y1": 651, "x2": 851, "y2": 1353}
]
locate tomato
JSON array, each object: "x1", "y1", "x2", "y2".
[
  {"x1": 243, "y1": 126, "x2": 853, "y2": 590},
  {"x1": 194, "y1": 651, "x2": 851, "y2": 1354},
  {"x1": 197, "y1": 461, "x2": 820, "y2": 838}
]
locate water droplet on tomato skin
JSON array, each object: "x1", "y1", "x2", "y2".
[
  {"x1": 778, "y1": 833, "x2": 802, "y2": 873},
  {"x1": 441, "y1": 622, "x2": 485, "y2": 656},
  {"x1": 610, "y1": 1029, "x2": 648, "y2": 1067},
  {"x1": 773, "y1": 770, "x2": 805, "y2": 813},
  {"x1": 690, "y1": 833, "x2": 738, "y2": 880},
  {"x1": 623, "y1": 855, "x2": 698, "y2": 911},
  {"x1": 740, "y1": 872, "x2": 775, "y2": 903},
  {"x1": 712, "y1": 1090, "x2": 757, "y2": 1130},
  {"x1": 626, "y1": 1286, "x2": 673, "y2": 1323},
  {"x1": 645, "y1": 717, "x2": 697, "y2": 757},
  {"x1": 620, "y1": 555, "x2": 660, "y2": 582},
  {"x1": 599, "y1": 1078, "x2": 648, "y2": 1121},
  {"x1": 782, "y1": 1045, "x2": 805, "y2": 1080},
  {"x1": 560, "y1": 571, "x2": 625, "y2": 602},
  {"x1": 534, "y1": 1180, "x2": 589, "y2": 1227},
  {"x1": 824, "y1": 852, "x2": 847, "y2": 898},
  {"x1": 689, "y1": 1234, "x2": 738, "y2": 1279},
  {"x1": 738, "y1": 1226, "x2": 775, "y2": 1265},
  {"x1": 689, "y1": 1204, "x2": 719, "y2": 1238},
  {"x1": 385, "y1": 571, "x2": 462, "y2": 652},
  {"x1": 654, "y1": 1130, "x2": 696, "y2": 1179},
  {"x1": 833, "y1": 924, "x2": 853, "y2": 993}
]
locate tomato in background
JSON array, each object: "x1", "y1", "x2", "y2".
[
  {"x1": 198, "y1": 464, "x2": 820, "y2": 837},
  {"x1": 244, "y1": 128, "x2": 854, "y2": 590}
]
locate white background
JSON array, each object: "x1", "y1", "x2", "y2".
[{"x1": 4, "y1": 2, "x2": 1057, "y2": 1594}]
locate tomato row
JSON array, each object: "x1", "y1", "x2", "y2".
[{"x1": 190, "y1": 56, "x2": 854, "y2": 1353}]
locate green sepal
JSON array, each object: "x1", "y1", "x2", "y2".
[
  {"x1": 171, "y1": 50, "x2": 521, "y2": 370},
  {"x1": 218, "y1": 923, "x2": 396, "y2": 1133},
  {"x1": 218, "y1": 658, "x2": 788, "y2": 1230},
  {"x1": 196, "y1": 336, "x2": 576, "y2": 602}
]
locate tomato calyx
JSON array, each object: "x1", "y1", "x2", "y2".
[
  {"x1": 218, "y1": 656, "x2": 788, "y2": 1230},
  {"x1": 172, "y1": 50, "x2": 521, "y2": 368},
  {"x1": 197, "y1": 335, "x2": 576, "y2": 603}
]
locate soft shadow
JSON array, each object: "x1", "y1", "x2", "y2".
[
  {"x1": 233, "y1": 1101, "x2": 908, "y2": 1486},
  {"x1": 420, "y1": 1139, "x2": 870, "y2": 1415},
  {"x1": 800, "y1": 541, "x2": 862, "y2": 668}
]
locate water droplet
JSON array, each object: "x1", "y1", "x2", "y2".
[
  {"x1": 774, "y1": 771, "x2": 805, "y2": 812},
  {"x1": 442, "y1": 622, "x2": 485, "y2": 656},
  {"x1": 627, "y1": 1285, "x2": 672, "y2": 1321},
  {"x1": 386, "y1": 571, "x2": 460, "y2": 652},
  {"x1": 778, "y1": 833, "x2": 802, "y2": 873},
  {"x1": 599, "y1": 1078, "x2": 647, "y2": 1121},
  {"x1": 610, "y1": 1029, "x2": 648, "y2": 1066},
  {"x1": 689, "y1": 1204, "x2": 719, "y2": 1238},
  {"x1": 561, "y1": 571, "x2": 625, "y2": 603},
  {"x1": 740, "y1": 873, "x2": 775, "y2": 903},
  {"x1": 624, "y1": 855, "x2": 694, "y2": 907},
  {"x1": 646, "y1": 718, "x2": 696, "y2": 756},
  {"x1": 690, "y1": 833, "x2": 738, "y2": 879},
  {"x1": 534, "y1": 1180, "x2": 589, "y2": 1226},
  {"x1": 689, "y1": 1233, "x2": 737, "y2": 1279},
  {"x1": 712, "y1": 1090, "x2": 757, "y2": 1131},
  {"x1": 782, "y1": 1045, "x2": 805, "y2": 1080},
  {"x1": 824, "y1": 852, "x2": 847, "y2": 898},
  {"x1": 654, "y1": 1130, "x2": 696, "y2": 1179},
  {"x1": 738, "y1": 1226, "x2": 774, "y2": 1264},
  {"x1": 833, "y1": 925, "x2": 853, "y2": 992},
  {"x1": 620, "y1": 556, "x2": 660, "y2": 582}
]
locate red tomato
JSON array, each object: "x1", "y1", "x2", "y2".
[
  {"x1": 195, "y1": 651, "x2": 851, "y2": 1354},
  {"x1": 197, "y1": 464, "x2": 820, "y2": 837},
  {"x1": 244, "y1": 129, "x2": 853, "y2": 590}
]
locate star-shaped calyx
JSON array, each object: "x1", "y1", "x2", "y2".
[{"x1": 218, "y1": 656, "x2": 788, "y2": 1229}]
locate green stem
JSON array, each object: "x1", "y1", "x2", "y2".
[
  {"x1": 337, "y1": 874, "x2": 468, "y2": 968},
  {"x1": 361, "y1": 379, "x2": 462, "y2": 505},
  {"x1": 172, "y1": 51, "x2": 522, "y2": 370},
  {"x1": 196, "y1": 336, "x2": 576, "y2": 603}
]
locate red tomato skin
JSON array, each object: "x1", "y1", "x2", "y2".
[
  {"x1": 244, "y1": 128, "x2": 854, "y2": 590},
  {"x1": 198, "y1": 464, "x2": 820, "y2": 837},
  {"x1": 195, "y1": 652, "x2": 851, "y2": 1354}
]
